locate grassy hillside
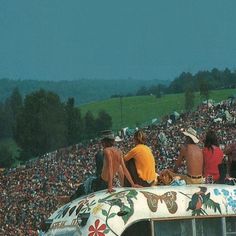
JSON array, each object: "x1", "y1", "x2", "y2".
[{"x1": 79, "y1": 88, "x2": 236, "y2": 130}]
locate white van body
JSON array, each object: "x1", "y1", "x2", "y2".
[{"x1": 44, "y1": 184, "x2": 236, "y2": 236}]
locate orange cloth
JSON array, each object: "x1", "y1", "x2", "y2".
[{"x1": 124, "y1": 144, "x2": 156, "y2": 182}]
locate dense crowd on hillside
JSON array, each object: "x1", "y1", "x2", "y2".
[{"x1": 0, "y1": 98, "x2": 236, "y2": 235}]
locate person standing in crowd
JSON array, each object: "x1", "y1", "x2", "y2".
[
  {"x1": 97, "y1": 130, "x2": 141, "y2": 193},
  {"x1": 163, "y1": 127, "x2": 204, "y2": 184},
  {"x1": 123, "y1": 130, "x2": 157, "y2": 187},
  {"x1": 224, "y1": 141, "x2": 236, "y2": 178},
  {"x1": 203, "y1": 130, "x2": 224, "y2": 182}
]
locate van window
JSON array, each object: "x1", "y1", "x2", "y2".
[
  {"x1": 154, "y1": 219, "x2": 192, "y2": 236},
  {"x1": 195, "y1": 218, "x2": 222, "y2": 236},
  {"x1": 226, "y1": 217, "x2": 236, "y2": 235},
  {"x1": 121, "y1": 220, "x2": 151, "y2": 236},
  {"x1": 154, "y1": 217, "x2": 236, "y2": 236}
]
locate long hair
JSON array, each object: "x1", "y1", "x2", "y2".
[
  {"x1": 186, "y1": 136, "x2": 195, "y2": 145},
  {"x1": 134, "y1": 130, "x2": 147, "y2": 144},
  {"x1": 102, "y1": 138, "x2": 114, "y2": 147},
  {"x1": 204, "y1": 130, "x2": 219, "y2": 152}
]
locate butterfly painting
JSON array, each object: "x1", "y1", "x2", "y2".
[{"x1": 140, "y1": 191, "x2": 178, "y2": 214}]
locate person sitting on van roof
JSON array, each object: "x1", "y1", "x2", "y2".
[
  {"x1": 203, "y1": 130, "x2": 224, "y2": 182},
  {"x1": 97, "y1": 130, "x2": 141, "y2": 193},
  {"x1": 162, "y1": 128, "x2": 204, "y2": 184},
  {"x1": 123, "y1": 130, "x2": 157, "y2": 187},
  {"x1": 224, "y1": 141, "x2": 236, "y2": 178}
]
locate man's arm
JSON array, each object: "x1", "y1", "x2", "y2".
[
  {"x1": 224, "y1": 145, "x2": 232, "y2": 177},
  {"x1": 117, "y1": 165, "x2": 124, "y2": 187},
  {"x1": 124, "y1": 148, "x2": 137, "y2": 162},
  {"x1": 120, "y1": 155, "x2": 141, "y2": 188}
]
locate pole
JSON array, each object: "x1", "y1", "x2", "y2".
[{"x1": 120, "y1": 96, "x2": 123, "y2": 128}]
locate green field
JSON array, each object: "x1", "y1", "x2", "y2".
[{"x1": 79, "y1": 88, "x2": 236, "y2": 131}]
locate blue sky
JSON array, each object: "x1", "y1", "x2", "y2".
[{"x1": 0, "y1": 0, "x2": 236, "y2": 81}]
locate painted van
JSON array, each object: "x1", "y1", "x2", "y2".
[{"x1": 43, "y1": 184, "x2": 236, "y2": 236}]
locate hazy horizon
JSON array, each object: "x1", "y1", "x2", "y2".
[{"x1": 1, "y1": 0, "x2": 236, "y2": 81}]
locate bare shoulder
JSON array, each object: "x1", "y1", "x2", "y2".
[
  {"x1": 194, "y1": 144, "x2": 202, "y2": 152},
  {"x1": 116, "y1": 147, "x2": 123, "y2": 156},
  {"x1": 187, "y1": 144, "x2": 203, "y2": 156},
  {"x1": 104, "y1": 147, "x2": 122, "y2": 156},
  {"x1": 103, "y1": 147, "x2": 112, "y2": 157},
  {"x1": 186, "y1": 144, "x2": 198, "y2": 150},
  {"x1": 180, "y1": 144, "x2": 187, "y2": 153}
]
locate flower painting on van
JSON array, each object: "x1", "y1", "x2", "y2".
[
  {"x1": 88, "y1": 219, "x2": 109, "y2": 236},
  {"x1": 214, "y1": 188, "x2": 236, "y2": 213}
]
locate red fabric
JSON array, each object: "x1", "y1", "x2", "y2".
[{"x1": 203, "y1": 146, "x2": 224, "y2": 181}]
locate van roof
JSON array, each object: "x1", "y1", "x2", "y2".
[{"x1": 46, "y1": 184, "x2": 236, "y2": 236}]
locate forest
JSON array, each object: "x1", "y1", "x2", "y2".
[{"x1": 0, "y1": 89, "x2": 112, "y2": 168}]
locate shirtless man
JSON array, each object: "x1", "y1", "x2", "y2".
[
  {"x1": 224, "y1": 142, "x2": 236, "y2": 178},
  {"x1": 174, "y1": 127, "x2": 204, "y2": 184},
  {"x1": 161, "y1": 128, "x2": 204, "y2": 184},
  {"x1": 98, "y1": 130, "x2": 140, "y2": 193}
]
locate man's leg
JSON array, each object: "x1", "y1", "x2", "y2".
[
  {"x1": 124, "y1": 159, "x2": 152, "y2": 187},
  {"x1": 124, "y1": 159, "x2": 139, "y2": 187}
]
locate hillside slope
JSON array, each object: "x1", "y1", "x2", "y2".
[{"x1": 80, "y1": 88, "x2": 236, "y2": 130}]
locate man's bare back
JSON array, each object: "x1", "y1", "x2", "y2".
[
  {"x1": 179, "y1": 144, "x2": 203, "y2": 176},
  {"x1": 101, "y1": 147, "x2": 122, "y2": 182},
  {"x1": 101, "y1": 145, "x2": 140, "y2": 192},
  {"x1": 161, "y1": 128, "x2": 204, "y2": 185}
]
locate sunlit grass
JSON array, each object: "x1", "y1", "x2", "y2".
[{"x1": 80, "y1": 88, "x2": 236, "y2": 130}]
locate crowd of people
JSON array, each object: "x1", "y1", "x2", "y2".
[{"x1": 0, "y1": 98, "x2": 236, "y2": 235}]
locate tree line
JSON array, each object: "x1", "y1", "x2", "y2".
[
  {"x1": 135, "y1": 68, "x2": 236, "y2": 98},
  {"x1": 0, "y1": 88, "x2": 112, "y2": 168},
  {"x1": 0, "y1": 78, "x2": 168, "y2": 105},
  {"x1": 134, "y1": 68, "x2": 236, "y2": 112}
]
